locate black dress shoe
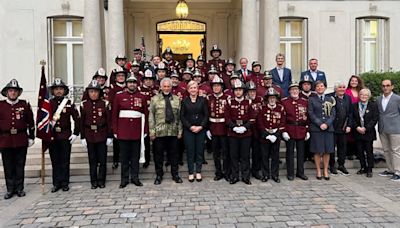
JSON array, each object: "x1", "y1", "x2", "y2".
[
  {"x1": 347, "y1": 155, "x2": 354, "y2": 160},
  {"x1": 261, "y1": 177, "x2": 269, "y2": 182},
  {"x1": 230, "y1": 178, "x2": 239, "y2": 184},
  {"x1": 62, "y1": 186, "x2": 70, "y2": 191},
  {"x1": 4, "y1": 192, "x2": 13, "y2": 200},
  {"x1": 188, "y1": 176, "x2": 195, "y2": 182},
  {"x1": 16, "y1": 190, "x2": 26, "y2": 197},
  {"x1": 366, "y1": 172, "x2": 373, "y2": 178},
  {"x1": 131, "y1": 179, "x2": 143, "y2": 187},
  {"x1": 296, "y1": 174, "x2": 309, "y2": 180},
  {"x1": 178, "y1": 161, "x2": 184, "y2": 166},
  {"x1": 357, "y1": 169, "x2": 367, "y2": 175},
  {"x1": 330, "y1": 167, "x2": 338, "y2": 175},
  {"x1": 51, "y1": 186, "x2": 61, "y2": 193},
  {"x1": 142, "y1": 162, "x2": 149, "y2": 168},
  {"x1": 252, "y1": 173, "x2": 262, "y2": 180},
  {"x1": 154, "y1": 176, "x2": 162, "y2": 185},
  {"x1": 91, "y1": 184, "x2": 98, "y2": 189},
  {"x1": 287, "y1": 176, "x2": 294, "y2": 181},
  {"x1": 242, "y1": 179, "x2": 252, "y2": 185},
  {"x1": 214, "y1": 175, "x2": 224, "y2": 181},
  {"x1": 119, "y1": 183, "x2": 128, "y2": 188},
  {"x1": 323, "y1": 175, "x2": 330, "y2": 181},
  {"x1": 112, "y1": 162, "x2": 119, "y2": 169},
  {"x1": 272, "y1": 176, "x2": 280, "y2": 183},
  {"x1": 316, "y1": 176, "x2": 323, "y2": 180},
  {"x1": 202, "y1": 160, "x2": 208, "y2": 165},
  {"x1": 165, "y1": 161, "x2": 170, "y2": 167},
  {"x1": 98, "y1": 184, "x2": 105, "y2": 189},
  {"x1": 173, "y1": 175, "x2": 183, "y2": 183}
]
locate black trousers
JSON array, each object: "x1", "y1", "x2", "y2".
[
  {"x1": 154, "y1": 136, "x2": 179, "y2": 177},
  {"x1": 285, "y1": 139, "x2": 305, "y2": 177},
  {"x1": 330, "y1": 133, "x2": 347, "y2": 167},
  {"x1": 229, "y1": 137, "x2": 251, "y2": 180},
  {"x1": 49, "y1": 139, "x2": 71, "y2": 187},
  {"x1": 356, "y1": 140, "x2": 374, "y2": 172},
  {"x1": 1, "y1": 147, "x2": 27, "y2": 193},
  {"x1": 177, "y1": 138, "x2": 185, "y2": 163},
  {"x1": 184, "y1": 129, "x2": 206, "y2": 174},
  {"x1": 112, "y1": 137, "x2": 119, "y2": 163},
  {"x1": 251, "y1": 136, "x2": 262, "y2": 175},
  {"x1": 119, "y1": 139, "x2": 140, "y2": 184},
  {"x1": 260, "y1": 141, "x2": 280, "y2": 178},
  {"x1": 304, "y1": 140, "x2": 312, "y2": 160},
  {"x1": 87, "y1": 142, "x2": 107, "y2": 185},
  {"x1": 144, "y1": 135, "x2": 151, "y2": 164},
  {"x1": 211, "y1": 135, "x2": 230, "y2": 177}
]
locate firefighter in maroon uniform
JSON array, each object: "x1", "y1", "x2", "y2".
[
  {"x1": 247, "y1": 61, "x2": 264, "y2": 87},
  {"x1": 171, "y1": 70, "x2": 185, "y2": 100},
  {"x1": 299, "y1": 75, "x2": 316, "y2": 162},
  {"x1": 207, "y1": 76, "x2": 231, "y2": 181},
  {"x1": 49, "y1": 78, "x2": 80, "y2": 193},
  {"x1": 196, "y1": 55, "x2": 207, "y2": 82},
  {"x1": 139, "y1": 69, "x2": 158, "y2": 168},
  {"x1": 225, "y1": 79, "x2": 254, "y2": 185},
  {"x1": 178, "y1": 68, "x2": 193, "y2": 91},
  {"x1": 207, "y1": 44, "x2": 225, "y2": 72},
  {"x1": 155, "y1": 62, "x2": 168, "y2": 88},
  {"x1": 162, "y1": 47, "x2": 180, "y2": 74},
  {"x1": 80, "y1": 80, "x2": 113, "y2": 189},
  {"x1": 193, "y1": 69, "x2": 211, "y2": 97},
  {"x1": 281, "y1": 82, "x2": 310, "y2": 181},
  {"x1": 256, "y1": 72, "x2": 284, "y2": 98},
  {"x1": 109, "y1": 54, "x2": 129, "y2": 85},
  {"x1": 108, "y1": 66, "x2": 127, "y2": 169},
  {"x1": 0, "y1": 79, "x2": 35, "y2": 199},
  {"x1": 82, "y1": 68, "x2": 110, "y2": 101},
  {"x1": 112, "y1": 75, "x2": 149, "y2": 188},
  {"x1": 130, "y1": 59, "x2": 143, "y2": 83},
  {"x1": 257, "y1": 87, "x2": 286, "y2": 183},
  {"x1": 220, "y1": 58, "x2": 236, "y2": 89},
  {"x1": 246, "y1": 81, "x2": 264, "y2": 180}
]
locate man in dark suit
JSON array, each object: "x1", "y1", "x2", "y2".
[
  {"x1": 327, "y1": 81, "x2": 353, "y2": 175},
  {"x1": 236, "y1": 58, "x2": 252, "y2": 82},
  {"x1": 300, "y1": 58, "x2": 327, "y2": 90},
  {"x1": 270, "y1": 53, "x2": 292, "y2": 97}
]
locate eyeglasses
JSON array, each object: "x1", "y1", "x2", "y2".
[{"x1": 381, "y1": 84, "x2": 392, "y2": 87}]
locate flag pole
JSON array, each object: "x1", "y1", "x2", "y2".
[{"x1": 40, "y1": 60, "x2": 46, "y2": 194}]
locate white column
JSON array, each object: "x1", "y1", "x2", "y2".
[
  {"x1": 83, "y1": 0, "x2": 102, "y2": 86},
  {"x1": 241, "y1": 0, "x2": 258, "y2": 64},
  {"x1": 107, "y1": 0, "x2": 126, "y2": 73},
  {"x1": 261, "y1": 0, "x2": 280, "y2": 69}
]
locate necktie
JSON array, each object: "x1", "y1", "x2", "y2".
[
  {"x1": 320, "y1": 96, "x2": 323, "y2": 101},
  {"x1": 243, "y1": 70, "x2": 247, "y2": 81}
]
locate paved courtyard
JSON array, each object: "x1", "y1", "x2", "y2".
[{"x1": 0, "y1": 168, "x2": 399, "y2": 228}]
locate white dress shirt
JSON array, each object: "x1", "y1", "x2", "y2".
[
  {"x1": 277, "y1": 67, "x2": 284, "y2": 81},
  {"x1": 382, "y1": 92, "x2": 393, "y2": 112},
  {"x1": 310, "y1": 70, "x2": 317, "y2": 81}
]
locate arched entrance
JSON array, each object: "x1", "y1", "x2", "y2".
[{"x1": 157, "y1": 19, "x2": 206, "y2": 65}]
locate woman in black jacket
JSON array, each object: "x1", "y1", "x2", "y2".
[
  {"x1": 180, "y1": 80, "x2": 209, "y2": 182},
  {"x1": 353, "y1": 88, "x2": 379, "y2": 177}
]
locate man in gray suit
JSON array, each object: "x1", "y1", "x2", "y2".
[{"x1": 376, "y1": 79, "x2": 400, "y2": 182}]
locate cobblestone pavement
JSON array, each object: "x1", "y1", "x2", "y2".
[{"x1": 0, "y1": 168, "x2": 399, "y2": 228}]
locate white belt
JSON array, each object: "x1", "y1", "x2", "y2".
[
  {"x1": 118, "y1": 110, "x2": 146, "y2": 164},
  {"x1": 209, "y1": 117, "x2": 225, "y2": 123},
  {"x1": 119, "y1": 110, "x2": 143, "y2": 118}
]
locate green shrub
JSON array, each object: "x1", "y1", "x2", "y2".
[{"x1": 361, "y1": 71, "x2": 400, "y2": 100}]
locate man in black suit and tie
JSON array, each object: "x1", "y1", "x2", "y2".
[
  {"x1": 300, "y1": 58, "x2": 327, "y2": 90},
  {"x1": 236, "y1": 58, "x2": 252, "y2": 82},
  {"x1": 270, "y1": 53, "x2": 292, "y2": 97}
]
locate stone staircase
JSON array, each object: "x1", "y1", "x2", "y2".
[{"x1": 0, "y1": 140, "x2": 386, "y2": 179}]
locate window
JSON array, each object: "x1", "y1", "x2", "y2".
[
  {"x1": 356, "y1": 17, "x2": 389, "y2": 73},
  {"x1": 279, "y1": 18, "x2": 308, "y2": 80},
  {"x1": 48, "y1": 17, "x2": 84, "y2": 102}
]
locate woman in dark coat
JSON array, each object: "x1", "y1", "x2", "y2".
[
  {"x1": 353, "y1": 88, "x2": 379, "y2": 177},
  {"x1": 308, "y1": 81, "x2": 336, "y2": 180}
]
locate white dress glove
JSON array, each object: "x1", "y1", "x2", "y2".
[
  {"x1": 69, "y1": 134, "x2": 78, "y2": 144},
  {"x1": 28, "y1": 139, "x2": 35, "y2": 147},
  {"x1": 206, "y1": 130, "x2": 212, "y2": 140},
  {"x1": 305, "y1": 132, "x2": 310, "y2": 141},
  {"x1": 233, "y1": 127, "x2": 240, "y2": 133},
  {"x1": 144, "y1": 134, "x2": 147, "y2": 138},
  {"x1": 114, "y1": 134, "x2": 118, "y2": 139},
  {"x1": 81, "y1": 139, "x2": 87, "y2": 147},
  {"x1": 106, "y1": 138, "x2": 113, "y2": 146},
  {"x1": 282, "y1": 132, "x2": 290, "y2": 141},
  {"x1": 237, "y1": 126, "x2": 247, "y2": 133},
  {"x1": 269, "y1": 135, "x2": 277, "y2": 143}
]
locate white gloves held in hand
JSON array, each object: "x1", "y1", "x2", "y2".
[
  {"x1": 206, "y1": 130, "x2": 212, "y2": 140},
  {"x1": 28, "y1": 139, "x2": 35, "y2": 147},
  {"x1": 233, "y1": 126, "x2": 247, "y2": 134},
  {"x1": 81, "y1": 139, "x2": 87, "y2": 147},
  {"x1": 282, "y1": 132, "x2": 290, "y2": 141},
  {"x1": 305, "y1": 132, "x2": 310, "y2": 141},
  {"x1": 265, "y1": 135, "x2": 277, "y2": 143},
  {"x1": 106, "y1": 138, "x2": 113, "y2": 146},
  {"x1": 69, "y1": 134, "x2": 78, "y2": 144}
]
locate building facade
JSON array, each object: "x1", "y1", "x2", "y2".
[{"x1": 1, "y1": 0, "x2": 399, "y2": 104}]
